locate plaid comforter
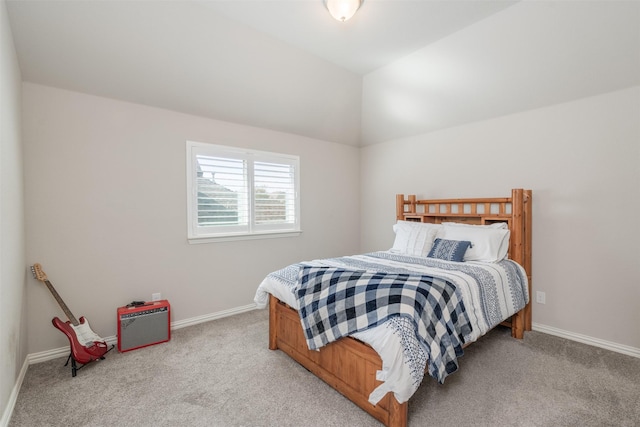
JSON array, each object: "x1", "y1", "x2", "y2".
[{"x1": 296, "y1": 266, "x2": 472, "y2": 384}]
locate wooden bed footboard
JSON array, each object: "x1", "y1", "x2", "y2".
[{"x1": 269, "y1": 294, "x2": 408, "y2": 427}]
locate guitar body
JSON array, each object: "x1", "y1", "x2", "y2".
[
  {"x1": 52, "y1": 316, "x2": 108, "y2": 364},
  {"x1": 31, "y1": 263, "x2": 110, "y2": 372}
]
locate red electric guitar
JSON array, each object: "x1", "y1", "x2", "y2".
[{"x1": 31, "y1": 263, "x2": 109, "y2": 367}]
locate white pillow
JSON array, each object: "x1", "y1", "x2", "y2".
[
  {"x1": 442, "y1": 224, "x2": 510, "y2": 262},
  {"x1": 391, "y1": 221, "x2": 443, "y2": 257}
]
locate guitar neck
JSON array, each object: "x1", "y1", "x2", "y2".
[{"x1": 43, "y1": 279, "x2": 79, "y2": 326}]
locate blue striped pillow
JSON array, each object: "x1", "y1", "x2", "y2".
[{"x1": 427, "y1": 238, "x2": 472, "y2": 262}]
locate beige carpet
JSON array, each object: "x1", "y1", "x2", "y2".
[{"x1": 9, "y1": 309, "x2": 640, "y2": 426}]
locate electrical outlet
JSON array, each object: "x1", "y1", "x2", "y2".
[
  {"x1": 152, "y1": 293, "x2": 161, "y2": 301},
  {"x1": 536, "y1": 291, "x2": 546, "y2": 304}
]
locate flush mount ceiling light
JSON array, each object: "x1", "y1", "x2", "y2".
[{"x1": 324, "y1": 0, "x2": 363, "y2": 22}]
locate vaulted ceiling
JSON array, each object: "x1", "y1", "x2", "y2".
[{"x1": 6, "y1": 1, "x2": 640, "y2": 146}]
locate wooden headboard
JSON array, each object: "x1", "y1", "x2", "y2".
[{"x1": 396, "y1": 188, "x2": 533, "y2": 332}]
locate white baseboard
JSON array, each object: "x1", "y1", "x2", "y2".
[
  {"x1": 171, "y1": 303, "x2": 256, "y2": 330},
  {"x1": 20, "y1": 310, "x2": 640, "y2": 366},
  {"x1": 0, "y1": 356, "x2": 29, "y2": 427},
  {"x1": 532, "y1": 322, "x2": 640, "y2": 359},
  {"x1": 26, "y1": 335, "x2": 118, "y2": 365},
  {"x1": 26, "y1": 303, "x2": 258, "y2": 365}
]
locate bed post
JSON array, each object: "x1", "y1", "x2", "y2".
[
  {"x1": 510, "y1": 189, "x2": 525, "y2": 339},
  {"x1": 396, "y1": 194, "x2": 405, "y2": 220},
  {"x1": 388, "y1": 396, "x2": 408, "y2": 427},
  {"x1": 523, "y1": 189, "x2": 533, "y2": 331},
  {"x1": 268, "y1": 294, "x2": 278, "y2": 350},
  {"x1": 509, "y1": 189, "x2": 532, "y2": 338}
]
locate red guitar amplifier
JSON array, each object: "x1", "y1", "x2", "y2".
[{"x1": 117, "y1": 300, "x2": 171, "y2": 352}]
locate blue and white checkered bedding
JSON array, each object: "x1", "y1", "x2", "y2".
[
  {"x1": 297, "y1": 266, "x2": 472, "y2": 384},
  {"x1": 254, "y1": 251, "x2": 529, "y2": 405}
]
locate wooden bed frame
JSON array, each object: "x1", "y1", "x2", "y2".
[{"x1": 268, "y1": 189, "x2": 532, "y2": 427}]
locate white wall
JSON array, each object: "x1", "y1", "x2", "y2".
[
  {"x1": 360, "y1": 86, "x2": 640, "y2": 350},
  {"x1": 0, "y1": 0, "x2": 27, "y2": 422},
  {"x1": 22, "y1": 83, "x2": 360, "y2": 354}
]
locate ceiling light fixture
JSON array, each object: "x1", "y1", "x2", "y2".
[{"x1": 324, "y1": 0, "x2": 363, "y2": 22}]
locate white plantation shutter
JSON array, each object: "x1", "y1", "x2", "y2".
[
  {"x1": 187, "y1": 141, "x2": 300, "y2": 241},
  {"x1": 195, "y1": 154, "x2": 248, "y2": 232},
  {"x1": 253, "y1": 159, "x2": 297, "y2": 231}
]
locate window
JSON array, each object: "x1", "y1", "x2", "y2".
[{"x1": 186, "y1": 141, "x2": 300, "y2": 242}]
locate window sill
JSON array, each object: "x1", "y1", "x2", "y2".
[{"x1": 188, "y1": 230, "x2": 302, "y2": 244}]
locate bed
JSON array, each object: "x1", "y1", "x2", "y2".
[{"x1": 254, "y1": 189, "x2": 532, "y2": 427}]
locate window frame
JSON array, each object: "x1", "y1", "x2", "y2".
[{"x1": 186, "y1": 141, "x2": 301, "y2": 243}]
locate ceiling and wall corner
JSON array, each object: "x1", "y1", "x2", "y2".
[
  {"x1": 361, "y1": 0, "x2": 640, "y2": 145},
  {"x1": 7, "y1": 1, "x2": 637, "y2": 147},
  {"x1": 199, "y1": 0, "x2": 519, "y2": 75},
  {"x1": 5, "y1": 0, "x2": 363, "y2": 146}
]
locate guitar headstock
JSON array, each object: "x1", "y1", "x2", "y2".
[{"x1": 31, "y1": 263, "x2": 48, "y2": 282}]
